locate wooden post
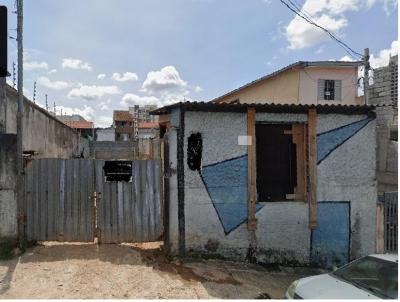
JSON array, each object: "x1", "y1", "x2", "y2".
[
  {"x1": 376, "y1": 202, "x2": 385, "y2": 253},
  {"x1": 247, "y1": 108, "x2": 257, "y2": 230},
  {"x1": 308, "y1": 108, "x2": 317, "y2": 229}
]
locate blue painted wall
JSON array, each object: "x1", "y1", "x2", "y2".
[
  {"x1": 311, "y1": 202, "x2": 350, "y2": 267},
  {"x1": 201, "y1": 155, "x2": 263, "y2": 234}
]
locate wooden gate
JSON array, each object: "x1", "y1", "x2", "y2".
[
  {"x1": 95, "y1": 160, "x2": 162, "y2": 243},
  {"x1": 24, "y1": 159, "x2": 95, "y2": 242},
  {"x1": 24, "y1": 159, "x2": 162, "y2": 243}
]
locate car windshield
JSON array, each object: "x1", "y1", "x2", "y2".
[{"x1": 333, "y1": 256, "x2": 398, "y2": 299}]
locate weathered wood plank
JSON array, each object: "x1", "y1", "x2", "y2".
[
  {"x1": 46, "y1": 159, "x2": 55, "y2": 240},
  {"x1": 58, "y1": 160, "x2": 66, "y2": 241},
  {"x1": 147, "y1": 160, "x2": 155, "y2": 241},
  {"x1": 154, "y1": 159, "x2": 162, "y2": 238},
  {"x1": 308, "y1": 108, "x2": 317, "y2": 229},
  {"x1": 117, "y1": 181, "x2": 124, "y2": 242}
]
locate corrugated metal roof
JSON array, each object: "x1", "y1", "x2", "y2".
[
  {"x1": 151, "y1": 101, "x2": 375, "y2": 115},
  {"x1": 211, "y1": 60, "x2": 363, "y2": 103},
  {"x1": 113, "y1": 110, "x2": 133, "y2": 121}
]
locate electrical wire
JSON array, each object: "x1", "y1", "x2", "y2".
[{"x1": 279, "y1": 0, "x2": 364, "y2": 60}]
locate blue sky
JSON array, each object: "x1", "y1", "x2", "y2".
[{"x1": 1, "y1": 0, "x2": 398, "y2": 127}]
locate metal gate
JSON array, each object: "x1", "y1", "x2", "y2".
[
  {"x1": 24, "y1": 158, "x2": 162, "y2": 243},
  {"x1": 383, "y1": 192, "x2": 398, "y2": 252}
]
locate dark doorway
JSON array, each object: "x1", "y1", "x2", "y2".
[{"x1": 256, "y1": 124, "x2": 297, "y2": 201}]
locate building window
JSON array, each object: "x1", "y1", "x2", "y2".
[
  {"x1": 318, "y1": 79, "x2": 342, "y2": 101},
  {"x1": 324, "y1": 80, "x2": 335, "y2": 100},
  {"x1": 256, "y1": 123, "x2": 306, "y2": 202}
]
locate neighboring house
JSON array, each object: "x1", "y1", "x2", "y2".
[
  {"x1": 153, "y1": 101, "x2": 377, "y2": 268},
  {"x1": 113, "y1": 110, "x2": 134, "y2": 141},
  {"x1": 138, "y1": 122, "x2": 159, "y2": 139},
  {"x1": 62, "y1": 120, "x2": 94, "y2": 139},
  {"x1": 211, "y1": 61, "x2": 363, "y2": 106}
]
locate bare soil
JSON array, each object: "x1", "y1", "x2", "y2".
[{"x1": 0, "y1": 242, "x2": 324, "y2": 299}]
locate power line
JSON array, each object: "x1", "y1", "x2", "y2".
[{"x1": 279, "y1": 0, "x2": 363, "y2": 60}]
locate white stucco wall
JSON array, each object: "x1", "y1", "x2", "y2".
[{"x1": 167, "y1": 109, "x2": 377, "y2": 265}]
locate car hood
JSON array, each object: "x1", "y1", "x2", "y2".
[{"x1": 295, "y1": 273, "x2": 379, "y2": 299}]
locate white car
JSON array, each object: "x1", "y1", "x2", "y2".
[{"x1": 285, "y1": 254, "x2": 398, "y2": 299}]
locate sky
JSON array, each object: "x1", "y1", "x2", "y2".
[{"x1": 1, "y1": 0, "x2": 398, "y2": 127}]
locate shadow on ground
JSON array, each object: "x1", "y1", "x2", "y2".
[{"x1": 0, "y1": 242, "x2": 325, "y2": 299}]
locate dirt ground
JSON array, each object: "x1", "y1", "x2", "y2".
[{"x1": 0, "y1": 242, "x2": 325, "y2": 299}]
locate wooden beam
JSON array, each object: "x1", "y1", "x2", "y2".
[
  {"x1": 292, "y1": 124, "x2": 306, "y2": 201},
  {"x1": 308, "y1": 109, "x2": 317, "y2": 229},
  {"x1": 247, "y1": 107, "x2": 257, "y2": 230}
]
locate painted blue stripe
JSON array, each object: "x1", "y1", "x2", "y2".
[
  {"x1": 317, "y1": 117, "x2": 374, "y2": 164},
  {"x1": 201, "y1": 155, "x2": 264, "y2": 234}
]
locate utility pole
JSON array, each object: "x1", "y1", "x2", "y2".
[
  {"x1": 45, "y1": 94, "x2": 48, "y2": 110},
  {"x1": 12, "y1": 61, "x2": 16, "y2": 88},
  {"x1": 33, "y1": 81, "x2": 36, "y2": 103},
  {"x1": 53, "y1": 102, "x2": 56, "y2": 114},
  {"x1": 363, "y1": 48, "x2": 370, "y2": 105},
  {"x1": 16, "y1": 0, "x2": 25, "y2": 245}
]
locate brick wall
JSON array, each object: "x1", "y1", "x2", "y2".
[{"x1": 368, "y1": 55, "x2": 398, "y2": 193}]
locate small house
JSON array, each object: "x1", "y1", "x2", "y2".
[{"x1": 153, "y1": 102, "x2": 377, "y2": 268}]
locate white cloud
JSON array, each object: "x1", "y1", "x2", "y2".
[
  {"x1": 67, "y1": 85, "x2": 121, "y2": 100},
  {"x1": 120, "y1": 93, "x2": 161, "y2": 107},
  {"x1": 283, "y1": 0, "x2": 397, "y2": 50},
  {"x1": 99, "y1": 99, "x2": 111, "y2": 111},
  {"x1": 47, "y1": 69, "x2": 57, "y2": 75},
  {"x1": 111, "y1": 72, "x2": 139, "y2": 82},
  {"x1": 340, "y1": 40, "x2": 398, "y2": 68},
  {"x1": 194, "y1": 86, "x2": 203, "y2": 92},
  {"x1": 62, "y1": 58, "x2": 92, "y2": 71},
  {"x1": 56, "y1": 105, "x2": 95, "y2": 121},
  {"x1": 340, "y1": 55, "x2": 355, "y2": 61},
  {"x1": 97, "y1": 73, "x2": 106, "y2": 80},
  {"x1": 369, "y1": 40, "x2": 398, "y2": 68},
  {"x1": 142, "y1": 66, "x2": 187, "y2": 92},
  {"x1": 37, "y1": 76, "x2": 70, "y2": 90},
  {"x1": 24, "y1": 61, "x2": 49, "y2": 70}
]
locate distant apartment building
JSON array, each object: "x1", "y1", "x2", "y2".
[
  {"x1": 211, "y1": 61, "x2": 363, "y2": 105},
  {"x1": 113, "y1": 110, "x2": 134, "y2": 141},
  {"x1": 129, "y1": 105, "x2": 158, "y2": 138}
]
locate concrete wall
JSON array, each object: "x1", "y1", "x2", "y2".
[
  {"x1": 96, "y1": 128, "x2": 115, "y2": 141},
  {"x1": 1, "y1": 85, "x2": 80, "y2": 158},
  {"x1": 0, "y1": 83, "x2": 80, "y2": 239},
  {"x1": 0, "y1": 134, "x2": 17, "y2": 238},
  {"x1": 299, "y1": 66, "x2": 361, "y2": 105},
  {"x1": 166, "y1": 109, "x2": 377, "y2": 266}
]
